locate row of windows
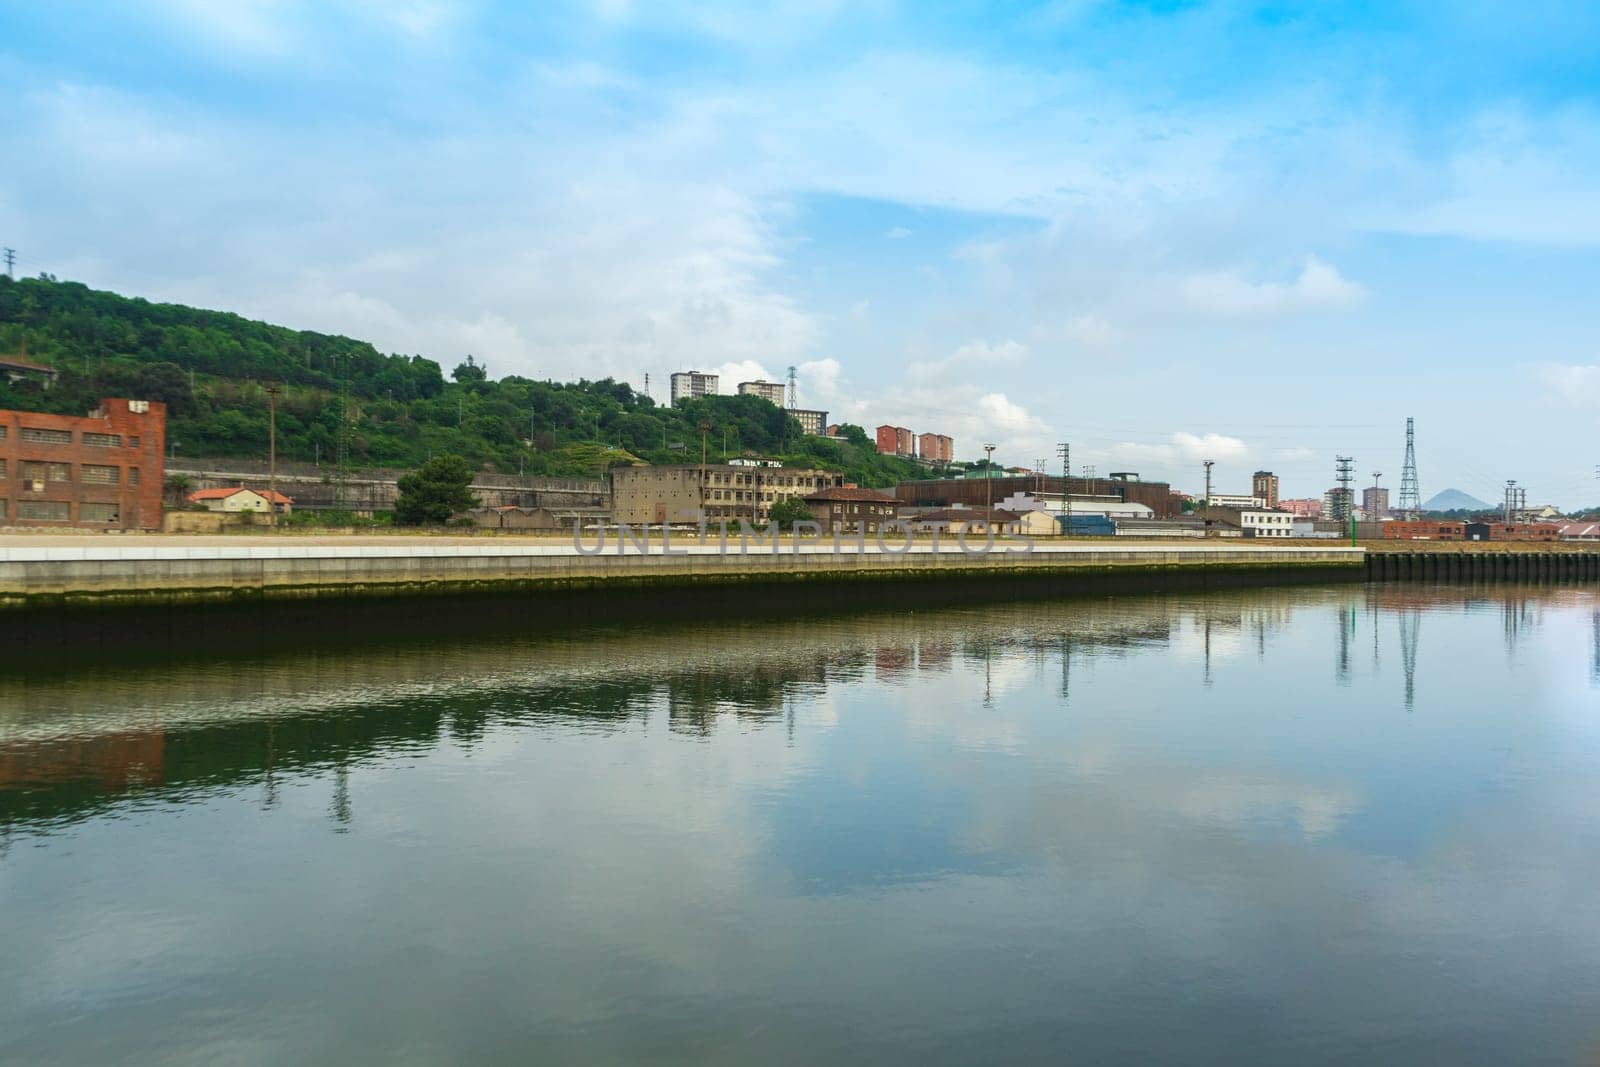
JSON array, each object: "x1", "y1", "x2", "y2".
[
  {"x1": 1, "y1": 461, "x2": 136, "y2": 485},
  {"x1": 707, "y1": 487, "x2": 818, "y2": 503},
  {"x1": 10, "y1": 426, "x2": 137, "y2": 448},
  {"x1": 708, "y1": 472, "x2": 827, "y2": 489},
  {"x1": 0, "y1": 500, "x2": 122, "y2": 523}
]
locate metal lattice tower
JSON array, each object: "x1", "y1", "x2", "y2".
[
  {"x1": 786, "y1": 366, "x2": 798, "y2": 409},
  {"x1": 1397, "y1": 417, "x2": 1421, "y2": 519},
  {"x1": 1334, "y1": 456, "x2": 1355, "y2": 522},
  {"x1": 1056, "y1": 442, "x2": 1071, "y2": 532},
  {"x1": 333, "y1": 357, "x2": 352, "y2": 509}
]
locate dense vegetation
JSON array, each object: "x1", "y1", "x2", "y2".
[
  {"x1": 0, "y1": 275, "x2": 938, "y2": 487},
  {"x1": 394, "y1": 455, "x2": 478, "y2": 525}
]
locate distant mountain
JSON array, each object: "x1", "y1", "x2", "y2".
[{"x1": 1423, "y1": 489, "x2": 1492, "y2": 512}]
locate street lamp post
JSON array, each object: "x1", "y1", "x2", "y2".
[{"x1": 984, "y1": 443, "x2": 997, "y2": 526}]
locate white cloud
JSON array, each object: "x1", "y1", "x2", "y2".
[
  {"x1": 1535, "y1": 363, "x2": 1600, "y2": 408},
  {"x1": 885, "y1": 226, "x2": 912, "y2": 239},
  {"x1": 1181, "y1": 256, "x2": 1366, "y2": 318},
  {"x1": 1376, "y1": 105, "x2": 1600, "y2": 245},
  {"x1": 1098, "y1": 432, "x2": 1250, "y2": 469},
  {"x1": 1057, "y1": 314, "x2": 1117, "y2": 348},
  {"x1": 911, "y1": 339, "x2": 1030, "y2": 383},
  {"x1": 711, "y1": 360, "x2": 776, "y2": 391},
  {"x1": 796, "y1": 358, "x2": 843, "y2": 407}
]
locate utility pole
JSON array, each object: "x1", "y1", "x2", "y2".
[
  {"x1": 2, "y1": 248, "x2": 14, "y2": 278},
  {"x1": 1057, "y1": 442, "x2": 1071, "y2": 535},
  {"x1": 266, "y1": 383, "x2": 279, "y2": 527},
  {"x1": 698, "y1": 420, "x2": 711, "y2": 518},
  {"x1": 984, "y1": 443, "x2": 997, "y2": 521}
]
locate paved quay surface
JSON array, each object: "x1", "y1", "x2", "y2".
[{"x1": 0, "y1": 533, "x2": 1365, "y2": 561}]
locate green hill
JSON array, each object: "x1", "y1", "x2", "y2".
[{"x1": 0, "y1": 275, "x2": 935, "y2": 487}]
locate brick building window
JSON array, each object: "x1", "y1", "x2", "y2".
[
  {"x1": 79, "y1": 503, "x2": 120, "y2": 523},
  {"x1": 20, "y1": 427, "x2": 72, "y2": 445},
  {"x1": 17, "y1": 500, "x2": 70, "y2": 522},
  {"x1": 0, "y1": 500, "x2": 6, "y2": 519},
  {"x1": 128, "y1": 436, "x2": 140, "y2": 448},
  {"x1": 81, "y1": 464, "x2": 121, "y2": 485},
  {"x1": 0, "y1": 425, "x2": 7, "y2": 439},
  {"x1": 0, "y1": 459, "x2": 6, "y2": 479},
  {"x1": 129, "y1": 468, "x2": 140, "y2": 485},
  {"x1": 21, "y1": 461, "x2": 71, "y2": 483},
  {"x1": 83, "y1": 432, "x2": 123, "y2": 448}
]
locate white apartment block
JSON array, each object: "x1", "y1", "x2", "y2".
[
  {"x1": 670, "y1": 371, "x2": 719, "y2": 405},
  {"x1": 737, "y1": 380, "x2": 786, "y2": 405}
]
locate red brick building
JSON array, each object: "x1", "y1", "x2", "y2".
[
  {"x1": 1, "y1": 398, "x2": 166, "y2": 530},
  {"x1": 875, "y1": 424, "x2": 916, "y2": 457},
  {"x1": 1383, "y1": 520, "x2": 1466, "y2": 541},
  {"x1": 917, "y1": 432, "x2": 954, "y2": 464}
]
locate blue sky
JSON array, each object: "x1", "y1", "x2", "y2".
[{"x1": 4, "y1": 1, "x2": 1600, "y2": 505}]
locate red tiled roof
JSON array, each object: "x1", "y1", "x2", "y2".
[
  {"x1": 803, "y1": 486, "x2": 897, "y2": 503},
  {"x1": 187, "y1": 486, "x2": 294, "y2": 504}
]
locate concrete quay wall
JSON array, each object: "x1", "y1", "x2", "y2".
[{"x1": 0, "y1": 540, "x2": 1366, "y2": 611}]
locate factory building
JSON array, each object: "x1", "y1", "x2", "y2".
[{"x1": 0, "y1": 398, "x2": 166, "y2": 530}]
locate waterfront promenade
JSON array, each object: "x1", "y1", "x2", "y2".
[{"x1": 0, "y1": 534, "x2": 1365, "y2": 610}]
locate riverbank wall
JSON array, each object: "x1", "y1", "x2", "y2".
[
  {"x1": 0, "y1": 539, "x2": 1366, "y2": 613},
  {"x1": 1366, "y1": 549, "x2": 1600, "y2": 582}
]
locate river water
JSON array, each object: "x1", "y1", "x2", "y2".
[{"x1": 2, "y1": 585, "x2": 1598, "y2": 1063}]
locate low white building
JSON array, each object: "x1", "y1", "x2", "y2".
[
  {"x1": 1240, "y1": 510, "x2": 1293, "y2": 538},
  {"x1": 998, "y1": 492, "x2": 1154, "y2": 521},
  {"x1": 1204, "y1": 493, "x2": 1265, "y2": 509}
]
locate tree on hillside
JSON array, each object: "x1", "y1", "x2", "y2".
[
  {"x1": 452, "y1": 355, "x2": 487, "y2": 383},
  {"x1": 395, "y1": 454, "x2": 478, "y2": 525},
  {"x1": 137, "y1": 361, "x2": 194, "y2": 414}
]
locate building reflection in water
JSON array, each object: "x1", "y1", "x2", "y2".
[
  {"x1": 0, "y1": 586, "x2": 1591, "y2": 839},
  {"x1": 1592, "y1": 611, "x2": 1600, "y2": 686}
]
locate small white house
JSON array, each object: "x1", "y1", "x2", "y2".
[{"x1": 187, "y1": 487, "x2": 294, "y2": 515}]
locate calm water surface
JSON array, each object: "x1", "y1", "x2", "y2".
[{"x1": 2, "y1": 585, "x2": 1599, "y2": 1064}]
